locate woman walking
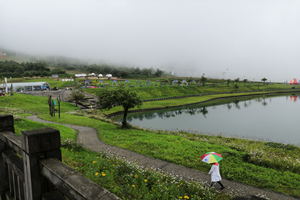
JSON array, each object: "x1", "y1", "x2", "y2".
[{"x1": 208, "y1": 162, "x2": 225, "y2": 190}]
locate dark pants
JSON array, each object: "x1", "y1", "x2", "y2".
[{"x1": 210, "y1": 181, "x2": 224, "y2": 188}]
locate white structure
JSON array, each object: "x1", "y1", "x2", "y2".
[
  {"x1": 88, "y1": 73, "x2": 96, "y2": 77},
  {"x1": 4, "y1": 78, "x2": 7, "y2": 93},
  {"x1": 0, "y1": 82, "x2": 50, "y2": 92},
  {"x1": 106, "y1": 74, "x2": 112, "y2": 79},
  {"x1": 61, "y1": 79, "x2": 74, "y2": 81},
  {"x1": 75, "y1": 74, "x2": 87, "y2": 78},
  {"x1": 98, "y1": 74, "x2": 103, "y2": 78}
]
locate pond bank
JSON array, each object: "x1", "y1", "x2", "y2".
[
  {"x1": 26, "y1": 115, "x2": 299, "y2": 200},
  {"x1": 106, "y1": 89, "x2": 300, "y2": 118}
]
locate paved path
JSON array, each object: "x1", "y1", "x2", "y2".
[{"x1": 26, "y1": 115, "x2": 299, "y2": 200}]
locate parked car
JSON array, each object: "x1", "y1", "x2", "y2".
[
  {"x1": 106, "y1": 74, "x2": 112, "y2": 79},
  {"x1": 98, "y1": 74, "x2": 103, "y2": 78}
]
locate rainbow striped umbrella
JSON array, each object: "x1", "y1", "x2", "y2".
[{"x1": 201, "y1": 152, "x2": 223, "y2": 164}]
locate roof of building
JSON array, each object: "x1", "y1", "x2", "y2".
[{"x1": 0, "y1": 82, "x2": 50, "y2": 87}]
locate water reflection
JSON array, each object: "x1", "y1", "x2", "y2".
[
  {"x1": 112, "y1": 94, "x2": 300, "y2": 145},
  {"x1": 119, "y1": 94, "x2": 300, "y2": 122},
  {"x1": 125, "y1": 106, "x2": 210, "y2": 121}
]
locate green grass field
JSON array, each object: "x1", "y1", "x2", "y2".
[{"x1": 1, "y1": 80, "x2": 300, "y2": 198}]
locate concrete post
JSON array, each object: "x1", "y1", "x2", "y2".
[
  {"x1": 0, "y1": 115, "x2": 14, "y2": 133},
  {"x1": 0, "y1": 115, "x2": 14, "y2": 200},
  {"x1": 22, "y1": 128, "x2": 62, "y2": 200}
]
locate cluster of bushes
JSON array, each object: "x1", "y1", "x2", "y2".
[
  {"x1": 63, "y1": 63, "x2": 165, "y2": 78},
  {"x1": 0, "y1": 61, "x2": 67, "y2": 78},
  {"x1": 0, "y1": 60, "x2": 168, "y2": 79}
]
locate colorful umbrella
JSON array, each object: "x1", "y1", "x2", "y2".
[{"x1": 201, "y1": 152, "x2": 223, "y2": 164}]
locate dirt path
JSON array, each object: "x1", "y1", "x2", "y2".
[{"x1": 26, "y1": 115, "x2": 299, "y2": 200}]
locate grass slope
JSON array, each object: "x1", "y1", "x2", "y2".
[{"x1": 1, "y1": 84, "x2": 300, "y2": 198}]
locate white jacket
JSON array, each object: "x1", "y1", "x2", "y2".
[{"x1": 208, "y1": 164, "x2": 222, "y2": 182}]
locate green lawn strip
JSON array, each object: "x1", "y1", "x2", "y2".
[
  {"x1": 0, "y1": 93, "x2": 79, "y2": 114},
  {"x1": 20, "y1": 78, "x2": 74, "y2": 88},
  {"x1": 14, "y1": 118, "x2": 77, "y2": 141},
  {"x1": 85, "y1": 83, "x2": 300, "y2": 100},
  {"x1": 38, "y1": 113, "x2": 300, "y2": 197},
  {"x1": 6, "y1": 112, "x2": 230, "y2": 199},
  {"x1": 61, "y1": 147, "x2": 231, "y2": 200},
  {"x1": 101, "y1": 91, "x2": 283, "y2": 115},
  {"x1": 2, "y1": 90, "x2": 300, "y2": 197}
]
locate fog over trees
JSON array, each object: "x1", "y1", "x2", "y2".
[{"x1": 1, "y1": 1, "x2": 300, "y2": 81}]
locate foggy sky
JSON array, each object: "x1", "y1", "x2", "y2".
[{"x1": 1, "y1": 0, "x2": 300, "y2": 82}]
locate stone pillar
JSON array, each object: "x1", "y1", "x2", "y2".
[
  {"x1": 0, "y1": 115, "x2": 14, "y2": 133},
  {"x1": 0, "y1": 115, "x2": 14, "y2": 200},
  {"x1": 22, "y1": 128, "x2": 62, "y2": 200}
]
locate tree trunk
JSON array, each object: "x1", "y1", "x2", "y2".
[{"x1": 122, "y1": 109, "x2": 128, "y2": 127}]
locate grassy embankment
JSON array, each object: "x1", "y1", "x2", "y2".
[
  {"x1": 0, "y1": 93, "x2": 230, "y2": 200},
  {"x1": 43, "y1": 92, "x2": 300, "y2": 197},
  {"x1": 1, "y1": 83, "x2": 300, "y2": 198}
]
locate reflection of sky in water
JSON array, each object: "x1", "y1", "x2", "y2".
[{"x1": 113, "y1": 95, "x2": 300, "y2": 145}]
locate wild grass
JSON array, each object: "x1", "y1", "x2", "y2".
[
  {"x1": 85, "y1": 82, "x2": 300, "y2": 100},
  {"x1": 1, "y1": 107, "x2": 231, "y2": 199},
  {"x1": 62, "y1": 146, "x2": 232, "y2": 200},
  {"x1": 0, "y1": 93, "x2": 78, "y2": 114},
  {"x1": 2, "y1": 87, "x2": 300, "y2": 197},
  {"x1": 39, "y1": 110, "x2": 300, "y2": 197}
]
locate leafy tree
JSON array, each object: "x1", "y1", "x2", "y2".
[
  {"x1": 261, "y1": 78, "x2": 267, "y2": 85},
  {"x1": 186, "y1": 77, "x2": 193, "y2": 83},
  {"x1": 134, "y1": 67, "x2": 141, "y2": 76},
  {"x1": 154, "y1": 69, "x2": 163, "y2": 77},
  {"x1": 234, "y1": 78, "x2": 240, "y2": 85},
  {"x1": 51, "y1": 67, "x2": 66, "y2": 75},
  {"x1": 69, "y1": 89, "x2": 85, "y2": 107},
  {"x1": 243, "y1": 79, "x2": 248, "y2": 86},
  {"x1": 200, "y1": 74, "x2": 207, "y2": 86},
  {"x1": 0, "y1": 61, "x2": 51, "y2": 77},
  {"x1": 97, "y1": 87, "x2": 142, "y2": 128},
  {"x1": 226, "y1": 79, "x2": 231, "y2": 86}
]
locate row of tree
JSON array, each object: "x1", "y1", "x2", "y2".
[
  {"x1": 0, "y1": 60, "x2": 165, "y2": 78},
  {"x1": 55, "y1": 63, "x2": 164, "y2": 78},
  {"x1": 0, "y1": 61, "x2": 65, "y2": 77}
]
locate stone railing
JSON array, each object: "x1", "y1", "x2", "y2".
[{"x1": 0, "y1": 115, "x2": 120, "y2": 200}]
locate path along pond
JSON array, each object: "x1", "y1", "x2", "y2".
[{"x1": 111, "y1": 93, "x2": 300, "y2": 146}]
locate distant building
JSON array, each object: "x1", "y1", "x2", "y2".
[
  {"x1": 0, "y1": 82, "x2": 51, "y2": 92},
  {"x1": 75, "y1": 73, "x2": 87, "y2": 78},
  {"x1": 52, "y1": 74, "x2": 59, "y2": 78}
]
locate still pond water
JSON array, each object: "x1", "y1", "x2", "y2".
[{"x1": 112, "y1": 93, "x2": 300, "y2": 145}]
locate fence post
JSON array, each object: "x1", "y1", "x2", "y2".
[
  {"x1": 0, "y1": 115, "x2": 14, "y2": 200},
  {"x1": 22, "y1": 128, "x2": 62, "y2": 200}
]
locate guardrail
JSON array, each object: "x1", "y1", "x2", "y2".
[{"x1": 0, "y1": 115, "x2": 120, "y2": 200}]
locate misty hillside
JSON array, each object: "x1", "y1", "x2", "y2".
[{"x1": 0, "y1": 47, "x2": 168, "y2": 78}]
